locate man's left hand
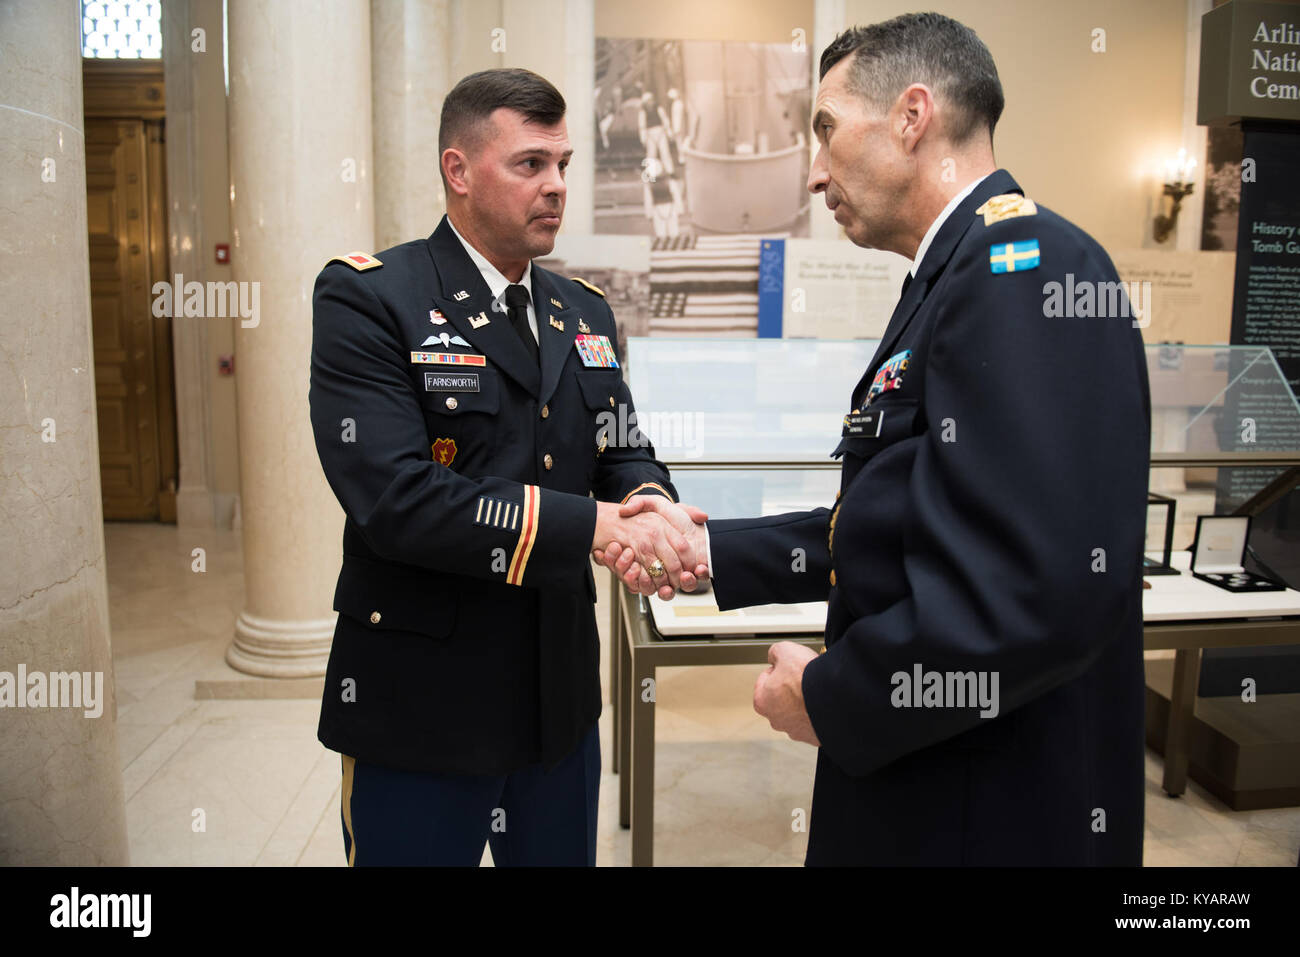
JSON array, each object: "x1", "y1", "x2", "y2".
[{"x1": 754, "y1": 641, "x2": 821, "y2": 747}]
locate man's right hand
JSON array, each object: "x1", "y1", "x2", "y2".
[
  {"x1": 592, "y1": 496, "x2": 709, "y2": 599},
  {"x1": 592, "y1": 499, "x2": 702, "y2": 601}
]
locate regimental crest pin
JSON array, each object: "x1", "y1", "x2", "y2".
[
  {"x1": 578, "y1": 317, "x2": 591, "y2": 333},
  {"x1": 469, "y1": 311, "x2": 490, "y2": 329},
  {"x1": 549, "y1": 315, "x2": 565, "y2": 332},
  {"x1": 453, "y1": 290, "x2": 470, "y2": 301},
  {"x1": 429, "y1": 309, "x2": 447, "y2": 325}
]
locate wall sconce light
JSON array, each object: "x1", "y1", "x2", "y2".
[{"x1": 1153, "y1": 148, "x2": 1197, "y2": 244}]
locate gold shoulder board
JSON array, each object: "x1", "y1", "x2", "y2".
[
  {"x1": 571, "y1": 276, "x2": 605, "y2": 297},
  {"x1": 975, "y1": 194, "x2": 1037, "y2": 227}
]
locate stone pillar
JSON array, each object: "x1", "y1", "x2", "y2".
[
  {"x1": 0, "y1": 0, "x2": 129, "y2": 864},
  {"x1": 225, "y1": 0, "x2": 372, "y2": 676},
  {"x1": 163, "y1": 0, "x2": 216, "y2": 529},
  {"x1": 372, "y1": 0, "x2": 451, "y2": 251}
]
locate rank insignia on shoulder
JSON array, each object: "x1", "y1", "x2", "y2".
[
  {"x1": 571, "y1": 276, "x2": 605, "y2": 297},
  {"x1": 549, "y1": 315, "x2": 564, "y2": 332},
  {"x1": 550, "y1": 297, "x2": 564, "y2": 309},
  {"x1": 866, "y1": 349, "x2": 911, "y2": 403},
  {"x1": 578, "y1": 317, "x2": 591, "y2": 333},
  {"x1": 474, "y1": 494, "x2": 522, "y2": 532},
  {"x1": 976, "y1": 194, "x2": 1037, "y2": 226},
  {"x1": 431, "y1": 437, "x2": 457, "y2": 466},
  {"x1": 575, "y1": 333, "x2": 619, "y2": 368},
  {"x1": 330, "y1": 251, "x2": 382, "y2": 271},
  {"x1": 989, "y1": 239, "x2": 1040, "y2": 273}
]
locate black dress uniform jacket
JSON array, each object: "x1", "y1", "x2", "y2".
[
  {"x1": 710, "y1": 171, "x2": 1151, "y2": 865},
  {"x1": 310, "y1": 216, "x2": 675, "y2": 776}
]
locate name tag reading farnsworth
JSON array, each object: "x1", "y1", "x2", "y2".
[
  {"x1": 842, "y1": 409, "x2": 884, "y2": 438},
  {"x1": 424, "y1": 372, "x2": 480, "y2": 392}
]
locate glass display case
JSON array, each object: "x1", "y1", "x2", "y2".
[{"x1": 625, "y1": 340, "x2": 1300, "y2": 542}]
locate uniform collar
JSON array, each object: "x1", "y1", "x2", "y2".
[
  {"x1": 909, "y1": 172, "x2": 990, "y2": 278},
  {"x1": 446, "y1": 214, "x2": 533, "y2": 308}
]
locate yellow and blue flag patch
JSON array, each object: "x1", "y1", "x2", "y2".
[{"x1": 989, "y1": 240, "x2": 1040, "y2": 274}]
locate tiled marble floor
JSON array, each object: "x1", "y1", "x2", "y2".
[{"x1": 104, "y1": 523, "x2": 1300, "y2": 866}]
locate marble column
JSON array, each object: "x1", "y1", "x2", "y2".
[
  {"x1": 372, "y1": 0, "x2": 451, "y2": 251},
  {"x1": 0, "y1": 0, "x2": 129, "y2": 864},
  {"x1": 163, "y1": 0, "x2": 216, "y2": 530},
  {"x1": 225, "y1": 0, "x2": 372, "y2": 676}
]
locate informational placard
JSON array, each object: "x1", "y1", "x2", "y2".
[
  {"x1": 1231, "y1": 128, "x2": 1300, "y2": 397},
  {"x1": 776, "y1": 238, "x2": 911, "y2": 340},
  {"x1": 1109, "y1": 249, "x2": 1237, "y2": 343}
]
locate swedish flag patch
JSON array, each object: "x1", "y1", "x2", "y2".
[{"x1": 989, "y1": 240, "x2": 1040, "y2": 274}]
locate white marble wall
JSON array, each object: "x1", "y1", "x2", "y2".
[{"x1": 0, "y1": 0, "x2": 129, "y2": 864}]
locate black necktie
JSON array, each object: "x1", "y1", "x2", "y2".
[
  {"x1": 900, "y1": 271, "x2": 914, "y2": 300},
  {"x1": 504, "y1": 283, "x2": 538, "y2": 365}
]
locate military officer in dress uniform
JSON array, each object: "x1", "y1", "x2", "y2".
[
  {"x1": 309, "y1": 68, "x2": 704, "y2": 866},
  {"x1": 600, "y1": 14, "x2": 1151, "y2": 865}
]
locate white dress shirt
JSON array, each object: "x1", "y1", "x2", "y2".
[
  {"x1": 446, "y1": 216, "x2": 538, "y2": 344},
  {"x1": 909, "y1": 173, "x2": 990, "y2": 277},
  {"x1": 702, "y1": 175, "x2": 993, "y2": 584}
]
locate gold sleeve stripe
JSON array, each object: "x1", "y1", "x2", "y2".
[
  {"x1": 620, "y1": 482, "x2": 674, "y2": 505},
  {"x1": 507, "y1": 485, "x2": 541, "y2": 586},
  {"x1": 341, "y1": 754, "x2": 358, "y2": 867}
]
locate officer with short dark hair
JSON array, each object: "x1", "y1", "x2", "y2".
[
  {"x1": 310, "y1": 68, "x2": 704, "y2": 866},
  {"x1": 602, "y1": 14, "x2": 1151, "y2": 866}
]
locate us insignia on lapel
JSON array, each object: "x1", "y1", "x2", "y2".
[
  {"x1": 976, "y1": 194, "x2": 1037, "y2": 226},
  {"x1": 453, "y1": 290, "x2": 470, "y2": 301},
  {"x1": 550, "y1": 297, "x2": 564, "y2": 309}
]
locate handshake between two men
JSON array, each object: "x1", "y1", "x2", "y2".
[
  {"x1": 591, "y1": 495, "x2": 709, "y2": 601},
  {"x1": 589, "y1": 495, "x2": 821, "y2": 748}
]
